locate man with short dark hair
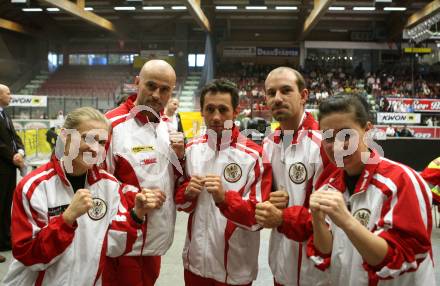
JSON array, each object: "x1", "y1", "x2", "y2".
[
  {"x1": 175, "y1": 79, "x2": 272, "y2": 285},
  {"x1": 0, "y1": 84, "x2": 25, "y2": 263}
]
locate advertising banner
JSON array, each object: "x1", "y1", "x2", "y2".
[
  {"x1": 375, "y1": 125, "x2": 440, "y2": 139},
  {"x1": 387, "y1": 98, "x2": 440, "y2": 113},
  {"x1": 223, "y1": 46, "x2": 256, "y2": 57},
  {"x1": 10, "y1": 95, "x2": 47, "y2": 107},
  {"x1": 377, "y1": 112, "x2": 421, "y2": 124},
  {"x1": 256, "y1": 47, "x2": 299, "y2": 57}
]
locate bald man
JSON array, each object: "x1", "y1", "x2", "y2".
[
  {"x1": 103, "y1": 60, "x2": 185, "y2": 285},
  {"x1": 0, "y1": 84, "x2": 25, "y2": 262}
]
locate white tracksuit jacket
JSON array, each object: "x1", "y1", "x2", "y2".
[
  {"x1": 104, "y1": 94, "x2": 182, "y2": 256},
  {"x1": 308, "y1": 153, "x2": 436, "y2": 286},
  {"x1": 175, "y1": 127, "x2": 272, "y2": 285},
  {"x1": 2, "y1": 156, "x2": 141, "y2": 286},
  {"x1": 263, "y1": 112, "x2": 335, "y2": 286}
]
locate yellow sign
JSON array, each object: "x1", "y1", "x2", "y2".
[
  {"x1": 180, "y1": 112, "x2": 204, "y2": 138},
  {"x1": 404, "y1": 47, "x2": 432, "y2": 53}
]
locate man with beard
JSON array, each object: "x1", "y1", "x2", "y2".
[
  {"x1": 103, "y1": 60, "x2": 185, "y2": 285},
  {"x1": 255, "y1": 67, "x2": 334, "y2": 286}
]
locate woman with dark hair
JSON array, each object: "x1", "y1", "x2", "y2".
[
  {"x1": 3, "y1": 107, "x2": 162, "y2": 286},
  {"x1": 307, "y1": 94, "x2": 435, "y2": 285}
]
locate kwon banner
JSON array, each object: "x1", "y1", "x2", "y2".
[
  {"x1": 387, "y1": 98, "x2": 440, "y2": 112},
  {"x1": 377, "y1": 112, "x2": 421, "y2": 124},
  {"x1": 10, "y1": 95, "x2": 47, "y2": 107}
]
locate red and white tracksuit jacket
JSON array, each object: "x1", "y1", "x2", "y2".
[
  {"x1": 2, "y1": 156, "x2": 141, "y2": 286},
  {"x1": 104, "y1": 94, "x2": 181, "y2": 256},
  {"x1": 175, "y1": 127, "x2": 272, "y2": 285},
  {"x1": 262, "y1": 112, "x2": 334, "y2": 286},
  {"x1": 308, "y1": 153, "x2": 435, "y2": 286}
]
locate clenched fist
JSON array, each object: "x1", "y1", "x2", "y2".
[
  {"x1": 169, "y1": 131, "x2": 185, "y2": 159},
  {"x1": 185, "y1": 176, "x2": 205, "y2": 200},
  {"x1": 255, "y1": 201, "x2": 283, "y2": 228},
  {"x1": 204, "y1": 175, "x2": 225, "y2": 204},
  {"x1": 269, "y1": 188, "x2": 289, "y2": 209},
  {"x1": 63, "y1": 189, "x2": 93, "y2": 226}
]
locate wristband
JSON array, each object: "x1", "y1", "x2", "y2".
[{"x1": 130, "y1": 208, "x2": 144, "y2": 224}]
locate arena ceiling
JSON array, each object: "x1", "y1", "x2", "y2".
[{"x1": 0, "y1": 0, "x2": 438, "y2": 43}]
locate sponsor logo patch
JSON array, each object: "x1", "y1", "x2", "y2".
[{"x1": 132, "y1": 146, "x2": 155, "y2": 153}]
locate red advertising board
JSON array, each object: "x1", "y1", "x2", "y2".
[
  {"x1": 375, "y1": 125, "x2": 440, "y2": 139},
  {"x1": 387, "y1": 98, "x2": 440, "y2": 112}
]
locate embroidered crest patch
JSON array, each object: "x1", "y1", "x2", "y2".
[
  {"x1": 223, "y1": 163, "x2": 242, "y2": 183},
  {"x1": 289, "y1": 162, "x2": 307, "y2": 184},
  {"x1": 88, "y1": 198, "x2": 107, "y2": 221},
  {"x1": 353, "y1": 208, "x2": 371, "y2": 228}
]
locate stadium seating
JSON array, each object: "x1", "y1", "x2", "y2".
[{"x1": 36, "y1": 65, "x2": 132, "y2": 99}]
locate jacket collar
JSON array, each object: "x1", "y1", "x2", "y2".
[
  {"x1": 205, "y1": 126, "x2": 241, "y2": 151},
  {"x1": 328, "y1": 150, "x2": 381, "y2": 195},
  {"x1": 272, "y1": 112, "x2": 318, "y2": 145},
  {"x1": 124, "y1": 94, "x2": 164, "y2": 125},
  {"x1": 51, "y1": 154, "x2": 101, "y2": 188}
]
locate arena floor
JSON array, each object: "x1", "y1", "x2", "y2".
[{"x1": 1, "y1": 210, "x2": 439, "y2": 285}]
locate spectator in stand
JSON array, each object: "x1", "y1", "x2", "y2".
[
  {"x1": 397, "y1": 124, "x2": 414, "y2": 137},
  {"x1": 385, "y1": 124, "x2": 396, "y2": 137}
]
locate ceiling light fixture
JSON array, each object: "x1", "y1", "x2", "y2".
[
  {"x1": 113, "y1": 6, "x2": 136, "y2": 11},
  {"x1": 383, "y1": 7, "x2": 406, "y2": 11},
  {"x1": 329, "y1": 6, "x2": 345, "y2": 11},
  {"x1": 245, "y1": 6, "x2": 268, "y2": 10},
  {"x1": 142, "y1": 6, "x2": 164, "y2": 10},
  {"x1": 215, "y1": 6, "x2": 238, "y2": 10},
  {"x1": 22, "y1": 8, "x2": 43, "y2": 12},
  {"x1": 275, "y1": 6, "x2": 298, "y2": 10},
  {"x1": 171, "y1": 6, "x2": 187, "y2": 10},
  {"x1": 353, "y1": 7, "x2": 376, "y2": 11}
]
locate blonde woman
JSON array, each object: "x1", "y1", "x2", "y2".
[{"x1": 3, "y1": 107, "x2": 162, "y2": 286}]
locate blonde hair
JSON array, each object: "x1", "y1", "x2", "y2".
[{"x1": 63, "y1": 107, "x2": 109, "y2": 129}]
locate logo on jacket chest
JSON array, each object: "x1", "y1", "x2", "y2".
[
  {"x1": 87, "y1": 198, "x2": 107, "y2": 221},
  {"x1": 224, "y1": 163, "x2": 242, "y2": 183},
  {"x1": 353, "y1": 208, "x2": 371, "y2": 228},
  {"x1": 289, "y1": 162, "x2": 307, "y2": 184}
]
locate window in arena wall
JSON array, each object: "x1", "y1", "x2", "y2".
[
  {"x1": 188, "y1": 54, "x2": 196, "y2": 67},
  {"x1": 196, "y1": 54, "x2": 205, "y2": 67},
  {"x1": 188, "y1": 53, "x2": 205, "y2": 67}
]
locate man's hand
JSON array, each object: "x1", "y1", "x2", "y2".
[
  {"x1": 269, "y1": 188, "x2": 289, "y2": 209},
  {"x1": 185, "y1": 176, "x2": 205, "y2": 200},
  {"x1": 255, "y1": 201, "x2": 283, "y2": 228},
  {"x1": 133, "y1": 188, "x2": 165, "y2": 218},
  {"x1": 63, "y1": 189, "x2": 93, "y2": 226},
  {"x1": 204, "y1": 175, "x2": 225, "y2": 204},
  {"x1": 12, "y1": 153, "x2": 25, "y2": 168},
  {"x1": 169, "y1": 131, "x2": 185, "y2": 159}
]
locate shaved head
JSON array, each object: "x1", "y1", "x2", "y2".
[
  {"x1": 139, "y1": 59, "x2": 176, "y2": 86},
  {"x1": 0, "y1": 84, "x2": 9, "y2": 93},
  {"x1": 135, "y1": 60, "x2": 177, "y2": 121},
  {"x1": 0, "y1": 84, "x2": 11, "y2": 107}
]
